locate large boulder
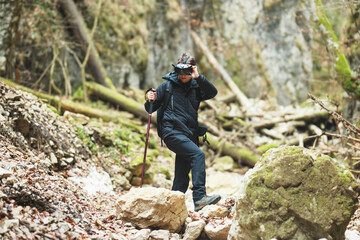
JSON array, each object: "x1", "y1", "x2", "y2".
[
  {"x1": 116, "y1": 187, "x2": 188, "y2": 232},
  {"x1": 228, "y1": 146, "x2": 359, "y2": 240}
]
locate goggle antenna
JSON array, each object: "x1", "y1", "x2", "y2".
[{"x1": 182, "y1": 56, "x2": 189, "y2": 64}]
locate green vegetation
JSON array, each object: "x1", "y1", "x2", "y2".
[{"x1": 77, "y1": 124, "x2": 99, "y2": 154}]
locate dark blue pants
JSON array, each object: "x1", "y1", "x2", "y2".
[{"x1": 164, "y1": 133, "x2": 206, "y2": 202}]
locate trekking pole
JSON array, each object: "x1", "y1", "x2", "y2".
[{"x1": 140, "y1": 89, "x2": 155, "y2": 188}]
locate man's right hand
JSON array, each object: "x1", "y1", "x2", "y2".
[{"x1": 147, "y1": 91, "x2": 156, "y2": 101}]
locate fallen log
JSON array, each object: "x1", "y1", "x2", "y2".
[
  {"x1": 190, "y1": 30, "x2": 250, "y2": 107},
  {"x1": 202, "y1": 133, "x2": 259, "y2": 167},
  {"x1": 1, "y1": 78, "x2": 141, "y2": 131},
  {"x1": 86, "y1": 82, "x2": 155, "y2": 123}
]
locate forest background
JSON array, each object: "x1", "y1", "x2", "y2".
[
  {"x1": 1, "y1": 0, "x2": 360, "y2": 239},
  {"x1": 1, "y1": 0, "x2": 359, "y2": 107}
]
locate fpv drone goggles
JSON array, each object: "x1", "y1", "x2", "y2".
[{"x1": 172, "y1": 55, "x2": 193, "y2": 75}]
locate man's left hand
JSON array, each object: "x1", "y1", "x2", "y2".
[{"x1": 192, "y1": 66, "x2": 199, "y2": 79}]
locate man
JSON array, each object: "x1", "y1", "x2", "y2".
[{"x1": 145, "y1": 53, "x2": 221, "y2": 211}]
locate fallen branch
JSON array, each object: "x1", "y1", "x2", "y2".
[
  {"x1": 253, "y1": 110, "x2": 329, "y2": 130},
  {"x1": 191, "y1": 30, "x2": 250, "y2": 107},
  {"x1": 308, "y1": 93, "x2": 360, "y2": 136}
]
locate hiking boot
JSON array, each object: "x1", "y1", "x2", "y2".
[{"x1": 194, "y1": 194, "x2": 221, "y2": 211}]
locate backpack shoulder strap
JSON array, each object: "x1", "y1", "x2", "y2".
[
  {"x1": 163, "y1": 80, "x2": 173, "y2": 109},
  {"x1": 158, "y1": 80, "x2": 173, "y2": 146}
]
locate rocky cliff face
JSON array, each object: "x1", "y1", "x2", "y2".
[
  {"x1": 0, "y1": 0, "x2": 314, "y2": 105},
  {"x1": 211, "y1": 0, "x2": 313, "y2": 105},
  {"x1": 117, "y1": 0, "x2": 315, "y2": 105}
]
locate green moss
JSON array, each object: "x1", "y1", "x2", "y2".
[
  {"x1": 46, "y1": 104, "x2": 59, "y2": 114},
  {"x1": 76, "y1": 124, "x2": 98, "y2": 154},
  {"x1": 314, "y1": 0, "x2": 360, "y2": 99},
  {"x1": 257, "y1": 142, "x2": 279, "y2": 153},
  {"x1": 263, "y1": 0, "x2": 283, "y2": 9}
]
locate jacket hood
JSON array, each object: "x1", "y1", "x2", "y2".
[{"x1": 162, "y1": 72, "x2": 198, "y2": 88}]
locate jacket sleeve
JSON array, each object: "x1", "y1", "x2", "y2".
[
  {"x1": 195, "y1": 74, "x2": 218, "y2": 101},
  {"x1": 144, "y1": 81, "x2": 167, "y2": 113}
]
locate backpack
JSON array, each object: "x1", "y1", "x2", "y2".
[{"x1": 157, "y1": 80, "x2": 210, "y2": 145}]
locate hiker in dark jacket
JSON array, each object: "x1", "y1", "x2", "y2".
[{"x1": 144, "y1": 53, "x2": 221, "y2": 211}]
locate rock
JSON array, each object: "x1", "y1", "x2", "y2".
[
  {"x1": 206, "y1": 169, "x2": 244, "y2": 197},
  {"x1": 116, "y1": 187, "x2": 188, "y2": 232},
  {"x1": 130, "y1": 229, "x2": 151, "y2": 240},
  {"x1": 64, "y1": 157, "x2": 74, "y2": 164},
  {"x1": 58, "y1": 222, "x2": 71, "y2": 234},
  {"x1": 129, "y1": 153, "x2": 151, "y2": 177},
  {"x1": 0, "y1": 167, "x2": 13, "y2": 179},
  {"x1": 0, "y1": 190, "x2": 6, "y2": 198},
  {"x1": 15, "y1": 117, "x2": 30, "y2": 136},
  {"x1": 204, "y1": 218, "x2": 232, "y2": 240},
  {"x1": 63, "y1": 111, "x2": 90, "y2": 125},
  {"x1": 345, "y1": 229, "x2": 360, "y2": 240},
  {"x1": 199, "y1": 205, "x2": 229, "y2": 218},
  {"x1": 183, "y1": 220, "x2": 206, "y2": 240},
  {"x1": 149, "y1": 229, "x2": 170, "y2": 240},
  {"x1": 212, "y1": 156, "x2": 236, "y2": 172},
  {"x1": 131, "y1": 173, "x2": 154, "y2": 186},
  {"x1": 112, "y1": 174, "x2": 131, "y2": 190},
  {"x1": 0, "y1": 219, "x2": 19, "y2": 234},
  {"x1": 110, "y1": 233, "x2": 128, "y2": 240},
  {"x1": 228, "y1": 146, "x2": 359, "y2": 240},
  {"x1": 69, "y1": 168, "x2": 113, "y2": 195},
  {"x1": 130, "y1": 176, "x2": 141, "y2": 186},
  {"x1": 50, "y1": 153, "x2": 58, "y2": 165}
]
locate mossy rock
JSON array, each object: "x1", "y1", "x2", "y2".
[
  {"x1": 128, "y1": 152, "x2": 151, "y2": 177},
  {"x1": 131, "y1": 173, "x2": 153, "y2": 186},
  {"x1": 228, "y1": 146, "x2": 359, "y2": 240},
  {"x1": 212, "y1": 156, "x2": 237, "y2": 172}
]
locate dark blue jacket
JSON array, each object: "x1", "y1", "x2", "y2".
[{"x1": 145, "y1": 72, "x2": 217, "y2": 140}]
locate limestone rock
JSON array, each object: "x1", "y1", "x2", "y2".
[
  {"x1": 112, "y1": 174, "x2": 131, "y2": 190},
  {"x1": 199, "y1": 205, "x2": 229, "y2": 218},
  {"x1": 228, "y1": 146, "x2": 359, "y2": 240},
  {"x1": 0, "y1": 167, "x2": 13, "y2": 179},
  {"x1": 131, "y1": 229, "x2": 151, "y2": 240},
  {"x1": 183, "y1": 220, "x2": 206, "y2": 240},
  {"x1": 345, "y1": 229, "x2": 360, "y2": 240},
  {"x1": 116, "y1": 187, "x2": 187, "y2": 232},
  {"x1": 69, "y1": 168, "x2": 113, "y2": 195},
  {"x1": 204, "y1": 218, "x2": 232, "y2": 240},
  {"x1": 149, "y1": 229, "x2": 170, "y2": 239}
]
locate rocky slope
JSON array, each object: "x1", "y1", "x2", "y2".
[
  {"x1": 0, "y1": 80, "x2": 236, "y2": 239},
  {"x1": 1, "y1": 82, "x2": 360, "y2": 239}
]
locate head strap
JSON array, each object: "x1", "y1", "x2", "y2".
[{"x1": 182, "y1": 56, "x2": 189, "y2": 64}]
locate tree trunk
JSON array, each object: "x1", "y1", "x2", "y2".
[
  {"x1": 4, "y1": 0, "x2": 23, "y2": 81},
  {"x1": 57, "y1": 0, "x2": 115, "y2": 89},
  {"x1": 86, "y1": 82, "x2": 152, "y2": 122},
  {"x1": 190, "y1": 30, "x2": 251, "y2": 107},
  {"x1": 314, "y1": 0, "x2": 360, "y2": 99}
]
